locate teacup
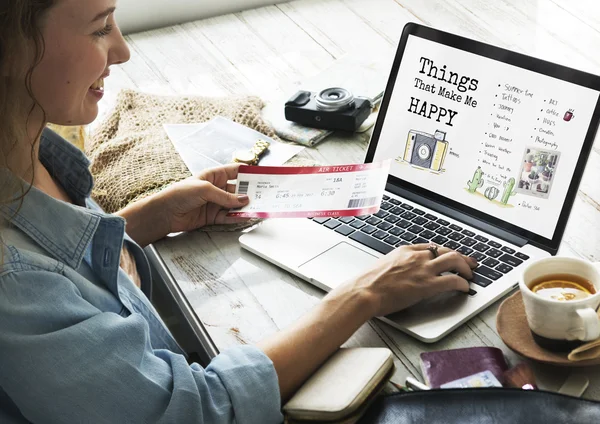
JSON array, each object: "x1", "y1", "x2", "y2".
[{"x1": 519, "y1": 257, "x2": 600, "y2": 352}]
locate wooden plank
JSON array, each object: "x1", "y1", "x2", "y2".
[{"x1": 277, "y1": 0, "x2": 393, "y2": 58}]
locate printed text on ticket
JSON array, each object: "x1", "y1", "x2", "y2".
[{"x1": 228, "y1": 160, "x2": 391, "y2": 218}]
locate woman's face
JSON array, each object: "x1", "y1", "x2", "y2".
[{"x1": 31, "y1": 0, "x2": 130, "y2": 126}]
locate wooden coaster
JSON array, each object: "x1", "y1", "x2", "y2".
[{"x1": 496, "y1": 291, "x2": 600, "y2": 367}]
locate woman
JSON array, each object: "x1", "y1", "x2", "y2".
[{"x1": 0, "y1": 1, "x2": 477, "y2": 423}]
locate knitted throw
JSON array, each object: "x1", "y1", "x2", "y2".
[{"x1": 87, "y1": 89, "x2": 279, "y2": 214}]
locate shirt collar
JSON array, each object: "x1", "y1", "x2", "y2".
[
  {"x1": 38, "y1": 128, "x2": 94, "y2": 205},
  {"x1": 0, "y1": 129, "x2": 119, "y2": 269}
]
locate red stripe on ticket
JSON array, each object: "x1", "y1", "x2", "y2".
[{"x1": 238, "y1": 162, "x2": 386, "y2": 175}]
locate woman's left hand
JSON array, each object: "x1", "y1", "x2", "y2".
[
  {"x1": 157, "y1": 163, "x2": 250, "y2": 234},
  {"x1": 118, "y1": 164, "x2": 250, "y2": 247}
]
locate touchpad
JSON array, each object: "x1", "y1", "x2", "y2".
[{"x1": 299, "y1": 242, "x2": 378, "y2": 290}]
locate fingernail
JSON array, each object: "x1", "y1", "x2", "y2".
[
  {"x1": 237, "y1": 195, "x2": 249, "y2": 202},
  {"x1": 469, "y1": 257, "x2": 478, "y2": 267}
]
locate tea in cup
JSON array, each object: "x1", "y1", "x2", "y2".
[{"x1": 520, "y1": 258, "x2": 600, "y2": 352}]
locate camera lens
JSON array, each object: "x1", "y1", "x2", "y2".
[{"x1": 316, "y1": 87, "x2": 355, "y2": 112}]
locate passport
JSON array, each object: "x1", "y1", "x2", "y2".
[{"x1": 420, "y1": 347, "x2": 509, "y2": 388}]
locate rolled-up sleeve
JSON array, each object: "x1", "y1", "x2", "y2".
[{"x1": 0, "y1": 271, "x2": 283, "y2": 424}]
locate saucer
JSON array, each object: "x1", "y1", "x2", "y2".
[{"x1": 496, "y1": 291, "x2": 600, "y2": 367}]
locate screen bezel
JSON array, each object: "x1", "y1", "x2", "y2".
[{"x1": 365, "y1": 23, "x2": 600, "y2": 253}]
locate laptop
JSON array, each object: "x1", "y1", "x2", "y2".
[{"x1": 239, "y1": 23, "x2": 600, "y2": 343}]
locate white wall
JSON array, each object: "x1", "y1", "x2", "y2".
[{"x1": 117, "y1": 0, "x2": 289, "y2": 34}]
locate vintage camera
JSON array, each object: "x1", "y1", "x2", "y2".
[
  {"x1": 284, "y1": 87, "x2": 372, "y2": 132},
  {"x1": 402, "y1": 130, "x2": 449, "y2": 172}
]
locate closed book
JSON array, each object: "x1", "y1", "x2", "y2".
[{"x1": 420, "y1": 347, "x2": 509, "y2": 388}]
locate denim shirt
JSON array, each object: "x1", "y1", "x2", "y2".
[{"x1": 0, "y1": 129, "x2": 282, "y2": 424}]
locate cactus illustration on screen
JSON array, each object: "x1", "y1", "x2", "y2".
[
  {"x1": 501, "y1": 178, "x2": 517, "y2": 205},
  {"x1": 467, "y1": 167, "x2": 484, "y2": 193}
]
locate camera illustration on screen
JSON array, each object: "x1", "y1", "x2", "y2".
[{"x1": 400, "y1": 129, "x2": 449, "y2": 173}]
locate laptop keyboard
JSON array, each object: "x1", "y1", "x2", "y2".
[{"x1": 310, "y1": 194, "x2": 530, "y2": 296}]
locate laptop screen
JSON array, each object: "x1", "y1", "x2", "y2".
[{"x1": 369, "y1": 25, "x2": 600, "y2": 250}]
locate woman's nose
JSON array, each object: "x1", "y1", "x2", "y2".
[{"x1": 109, "y1": 26, "x2": 131, "y2": 65}]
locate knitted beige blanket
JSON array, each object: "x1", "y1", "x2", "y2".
[{"x1": 87, "y1": 90, "x2": 316, "y2": 231}]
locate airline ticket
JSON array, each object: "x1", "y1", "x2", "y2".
[{"x1": 227, "y1": 160, "x2": 390, "y2": 218}]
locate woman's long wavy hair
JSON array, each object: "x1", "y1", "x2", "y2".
[{"x1": 0, "y1": 0, "x2": 55, "y2": 254}]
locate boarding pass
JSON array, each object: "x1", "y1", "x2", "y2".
[{"x1": 228, "y1": 160, "x2": 391, "y2": 218}]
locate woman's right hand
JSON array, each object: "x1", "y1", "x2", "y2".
[{"x1": 348, "y1": 244, "x2": 478, "y2": 318}]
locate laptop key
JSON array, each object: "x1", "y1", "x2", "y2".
[
  {"x1": 384, "y1": 236, "x2": 401, "y2": 245},
  {"x1": 437, "y1": 219, "x2": 451, "y2": 226},
  {"x1": 396, "y1": 241, "x2": 410, "y2": 247},
  {"x1": 474, "y1": 266, "x2": 503, "y2": 281},
  {"x1": 424, "y1": 221, "x2": 441, "y2": 231},
  {"x1": 385, "y1": 215, "x2": 400, "y2": 224},
  {"x1": 420, "y1": 230, "x2": 437, "y2": 239},
  {"x1": 488, "y1": 240, "x2": 502, "y2": 249},
  {"x1": 396, "y1": 219, "x2": 412, "y2": 229},
  {"x1": 475, "y1": 235, "x2": 489, "y2": 243},
  {"x1": 468, "y1": 288, "x2": 477, "y2": 296},
  {"x1": 335, "y1": 225, "x2": 355, "y2": 236},
  {"x1": 373, "y1": 230, "x2": 388, "y2": 240},
  {"x1": 367, "y1": 217, "x2": 382, "y2": 226},
  {"x1": 361, "y1": 225, "x2": 377, "y2": 234},
  {"x1": 496, "y1": 263, "x2": 514, "y2": 274},
  {"x1": 412, "y1": 217, "x2": 428, "y2": 226},
  {"x1": 390, "y1": 207, "x2": 404, "y2": 215},
  {"x1": 483, "y1": 258, "x2": 499, "y2": 268},
  {"x1": 448, "y1": 232, "x2": 465, "y2": 242},
  {"x1": 356, "y1": 215, "x2": 370, "y2": 221},
  {"x1": 470, "y1": 252, "x2": 486, "y2": 262},
  {"x1": 461, "y1": 237, "x2": 477, "y2": 247},
  {"x1": 457, "y1": 246, "x2": 473, "y2": 256},
  {"x1": 313, "y1": 217, "x2": 330, "y2": 224},
  {"x1": 374, "y1": 210, "x2": 389, "y2": 219},
  {"x1": 401, "y1": 204, "x2": 414, "y2": 210},
  {"x1": 471, "y1": 273, "x2": 493, "y2": 288},
  {"x1": 431, "y1": 236, "x2": 448, "y2": 245},
  {"x1": 339, "y1": 216, "x2": 355, "y2": 224},
  {"x1": 389, "y1": 227, "x2": 405, "y2": 236},
  {"x1": 445, "y1": 241, "x2": 461, "y2": 250},
  {"x1": 436, "y1": 227, "x2": 453, "y2": 236},
  {"x1": 515, "y1": 252, "x2": 530, "y2": 261},
  {"x1": 450, "y1": 224, "x2": 463, "y2": 232},
  {"x1": 324, "y1": 219, "x2": 341, "y2": 229},
  {"x1": 350, "y1": 220, "x2": 366, "y2": 229},
  {"x1": 414, "y1": 237, "x2": 429, "y2": 245},
  {"x1": 401, "y1": 211, "x2": 417, "y2": 220},
  {"x1": 401, "y1": 232, "x2": 417, "y2": 241},
  {"x1": 473, "y1": 243, "x2": 490, "y2": 253},
  {"x1": 462, "y1": 230, "x2": 476, "y2": 237},
  {"x1": 408, "y1": 225, "x2": 424, "y2": 234},
  {"x1": 412, "y1": 209, "x2": 425, "y2": 216},
  {"x1": 389, "y1": 198, "x2": 401, "y2": 205},
  {"x1": 383, "y1": 195, "x2": 390, "y2": 201},
  {"x1": 487, "y1": 248, "x2": 503, "y2": 258},
  {"x1": 380, "y1": 202, "x2": 394, "y2": 211},
  {"x1": 501, "y1": 246, "x2": 516, "y2": 255},
  {"x1": 378, "y1": 222, "x2": 393, "y2": 231},
  {"x1": 425, "y1": 213, "x2": 438, "y2": 221},
  {"x1": 498, "y1": 254, "x2": 523, "y2": 267}
]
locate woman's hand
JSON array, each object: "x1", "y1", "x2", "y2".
[
  {"x1": 117, "y1": 164, "x2": 250, "y2": 247},
  {"x1": 156, "y1": 163, "x2": 250, "y2": 234},
  {"x1": 343, "y1": 244, "x2": 478, "y2": 318}
]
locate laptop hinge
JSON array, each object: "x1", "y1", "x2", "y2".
[{"x1": 386, "y1": 183, "x2": 529, "y2": 248}]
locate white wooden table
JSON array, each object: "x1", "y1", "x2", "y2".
[{"x1": 107, "y1": 0, "x2": 600, "y2": 398}]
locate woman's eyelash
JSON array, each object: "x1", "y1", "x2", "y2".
[{"x1": 93, "y1": 24, "x2": 113, "y2": 38}]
